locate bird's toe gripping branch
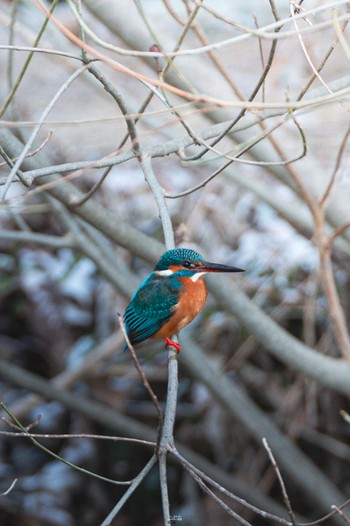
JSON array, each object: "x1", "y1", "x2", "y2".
[{"x1": 164, "y1": 337, "x2": 181, "y2": 354}]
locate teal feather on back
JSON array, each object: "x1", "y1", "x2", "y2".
[{"x1": 123, "y1": 272, "x2": 183, "y2": 351}]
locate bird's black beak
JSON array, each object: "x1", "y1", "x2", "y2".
[{"x1": 195, "y1": 261, "x2": 244, "y2": 273}]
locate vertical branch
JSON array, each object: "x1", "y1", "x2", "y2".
[
  {"x1": 319, "y1": 124, "x2": 350, "y2": 209},
  {"x1": 139, "y1": 155, "x2": 175, "y2": 249},
  {"x1": 268, "y1": 109, "x2": 350, "y2": 360},
  {"x1": 138, "y1": 154, "x2": 178, "y2": 525},
  {"x1": 315, "y1": 125, "x2": 350, "y2": 361},
  {"x1": 80, "y1": 54, "x2": 179, "y2": 522},
  {"x1": 159, "y1": 454, "x2": 171, "y2": 525},
  {"x1": 6, "y1": 0, "x2": 19, "y2": 120},
  {"x1": 294, "y1": 194, "x2": 350, "y2": 360},
  {"x1": 318, "y1": 228, "x2": 350, "y2": 361},
  {"x1": 257, "y1": 7, "x2": 350, "y2": 361}
]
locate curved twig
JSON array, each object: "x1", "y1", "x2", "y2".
[
  {"x1": 1, "y1": 63, "x2": 91, "y2": 200},
  {"x1": 263, "y1": 438, "x2": 297, "y2": 526}
]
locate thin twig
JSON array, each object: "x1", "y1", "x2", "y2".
[
  {"x1": 333, "y1": 8, "x2": 350, "y2": 61},
  {"x1": 178, "y1": 454, "x2": 254, "y2": 526},
  {"x1": 169, "y1": 445, "x2": 293, "y2": 525},
  {"x1": 183, "y1": 0, "x2": 243, "y2": 99},
  {"x1": 0, "y1": 478, "x2": 17, "y2": 496},
  {"x1": 71, "y1": 60, "x2": 142, "y2": 206},
  {"x1": 0, "y1": 43, "x2": 86, "y2": 61},
  {"x1": 0, "y1": 401, "x2": 136, "y2": 486},
  {"x1": 263, "y1": 438, "x2": 297, "y2": 526},
  {"x1": 183, "y1": 0, "x2": 281, "y2": 162},
  {"x1": 30, "y1": 1, "x2": 350, "y2": 111},
  {"x1": 100, "y1": 455, "x2": 157, "y2": 526},
  {"x1": 297, "y1": 18, "x2": 349, "y2": 101},
  {"x1": 0, "y1": 429, "x2": 155, "y2": 446},
  {"x1": 0, "y1": 131, "x2": 53, "y2": 168},
  {"x1": 1, "y1": 63, "x2": 90, "y2": 200},
  {"x1": 117, "y1": 314, "x2": 163, "y2": 449},
  {"x1": 290, "y1": 0, "x2": 349, "y2": 113},
  {"x1": 0, "y1": 0, "x2": 61, "y2": 118},
  {"x1": 60, "y1": 0, "x2": 350, "y2": 57},
  {"x1": 319, "y1": 124, "x2": 350, "y2": 208},
  {"x1": 300, "y1": 498, "x2": 350, "y2": 525},
  {"x1": 165, "y1": 110, "x2": 307, "y2": 199},
  {"x1": 253, "y1": 11, "x2": 266, "y2": 102},
  {"x1": 331, "y1": 505, "x2": 350, "y2": 525}
]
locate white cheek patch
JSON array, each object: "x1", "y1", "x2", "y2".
[
  {"x1": 190, "y1": 272, "x2": 207, "y2": 282},
  {"x1": 155, "y1": 269, "x2": 174, "y2": 276}
]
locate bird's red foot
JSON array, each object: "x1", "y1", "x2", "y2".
[{"x1": 164, "y1": 337, "x2": 181, "y2": 353}]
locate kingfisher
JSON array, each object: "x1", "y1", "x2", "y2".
[{"x1": 122, "y1": 248, "x2": 244, "y2": 353}]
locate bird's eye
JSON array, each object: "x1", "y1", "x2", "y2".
[{"x1": 182, "y1": 260, "x2": 195, "y2": 268}]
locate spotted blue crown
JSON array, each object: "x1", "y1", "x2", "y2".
[{"x1": 155, "y1": 248, "x2": 204, "y2": 270}]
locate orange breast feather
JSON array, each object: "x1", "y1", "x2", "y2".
[{"x1": 153, "y1": 278, "x2": 207, "y2": 339}]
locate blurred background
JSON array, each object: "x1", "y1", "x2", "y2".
[{"x1": 1, "y1": 0, "x2": 350, "y2": 524}]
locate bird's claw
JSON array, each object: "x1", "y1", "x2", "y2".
[{"x1": 164, "y1": 337, "x2": 181, "y2": 354}]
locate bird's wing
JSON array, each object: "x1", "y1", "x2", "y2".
[{"x1": 123, "y1": 273, "x2": 181, "y2": 347}]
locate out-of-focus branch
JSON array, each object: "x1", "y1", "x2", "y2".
[
  {"x1": 3, "y1": 121, "x2": 350, "y2": 384},
  {"x1": 207, "y1": 274, "x2": 350, "y2": 394},
  {"x1": 0, "y1": 128, "x2": 163, "y2": 261},
  {"x1": 1, "y1": 401, "x2": 136, "y2": 486},
  {"x1": 70, "y1": 0, "x2": 350, "y2": 55},
  {"x1": 0, "y1": 230, "x2": 74, "y2": 248},
  {"x1": 0, "y1": 354, "x2": 288, "y2": 518},
  {"x1": 0, "y1": 354, "x2": 156, "y2": 441},
  {"x1": 180, "y1": 333, "x2": 346, "y2": 518},
  {"x1": 100, "y1": 455, "x2": 157, "y2": 526},
  {"x1": 22, "y1": 2, "x2": 350, "y2": 111}
]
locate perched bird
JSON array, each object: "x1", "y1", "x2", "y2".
[{"x1": 123, "y1": 248, "x2": 244, "y2": 353}]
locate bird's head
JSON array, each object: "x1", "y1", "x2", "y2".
[{"x1": 155, "y1": 248, "x2": 244, "y2": 278}]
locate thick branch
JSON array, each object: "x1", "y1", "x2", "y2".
[
  {"x1": 180, "y1": 334, "x2": 346, "y2": 519},
  {"x1": 207, "y1": 274, "x2": 350, "y2": 396},
  {"x1": 0, "y1": 355, "x2": 287, "y2": 518}
]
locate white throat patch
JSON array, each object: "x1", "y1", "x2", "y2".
[{"x1": 190, "y1": 271, "x2": 207, "y2": 282}]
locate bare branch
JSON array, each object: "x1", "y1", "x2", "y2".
[
  {"x1": 0, "y1": 430, "x2": 155, "y2": 446},
  {"x1": 26, "y1": 1, "x2": 350, "y2": 111},
  {"x1": 0, "y1": 479, "x2": 17, "y2": 497},
  {"x1": 117, "y1": 313, "x2": 163, "y2": 447},
  {"x1": 263, "y1": 438, "x2": 297, "y2": 526},
  {"x1": 64, "y1": 0, "x2": 350, "y2": 56},
  {"x1": 100, "y1": 456, "x2": 157, "y2": 526},
  {"x1": 1, "y1": 63, "x2": 90, "y2": 200},
  {"x1": 0, "y1": 401, "x2": 138, "y2": 486}
]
